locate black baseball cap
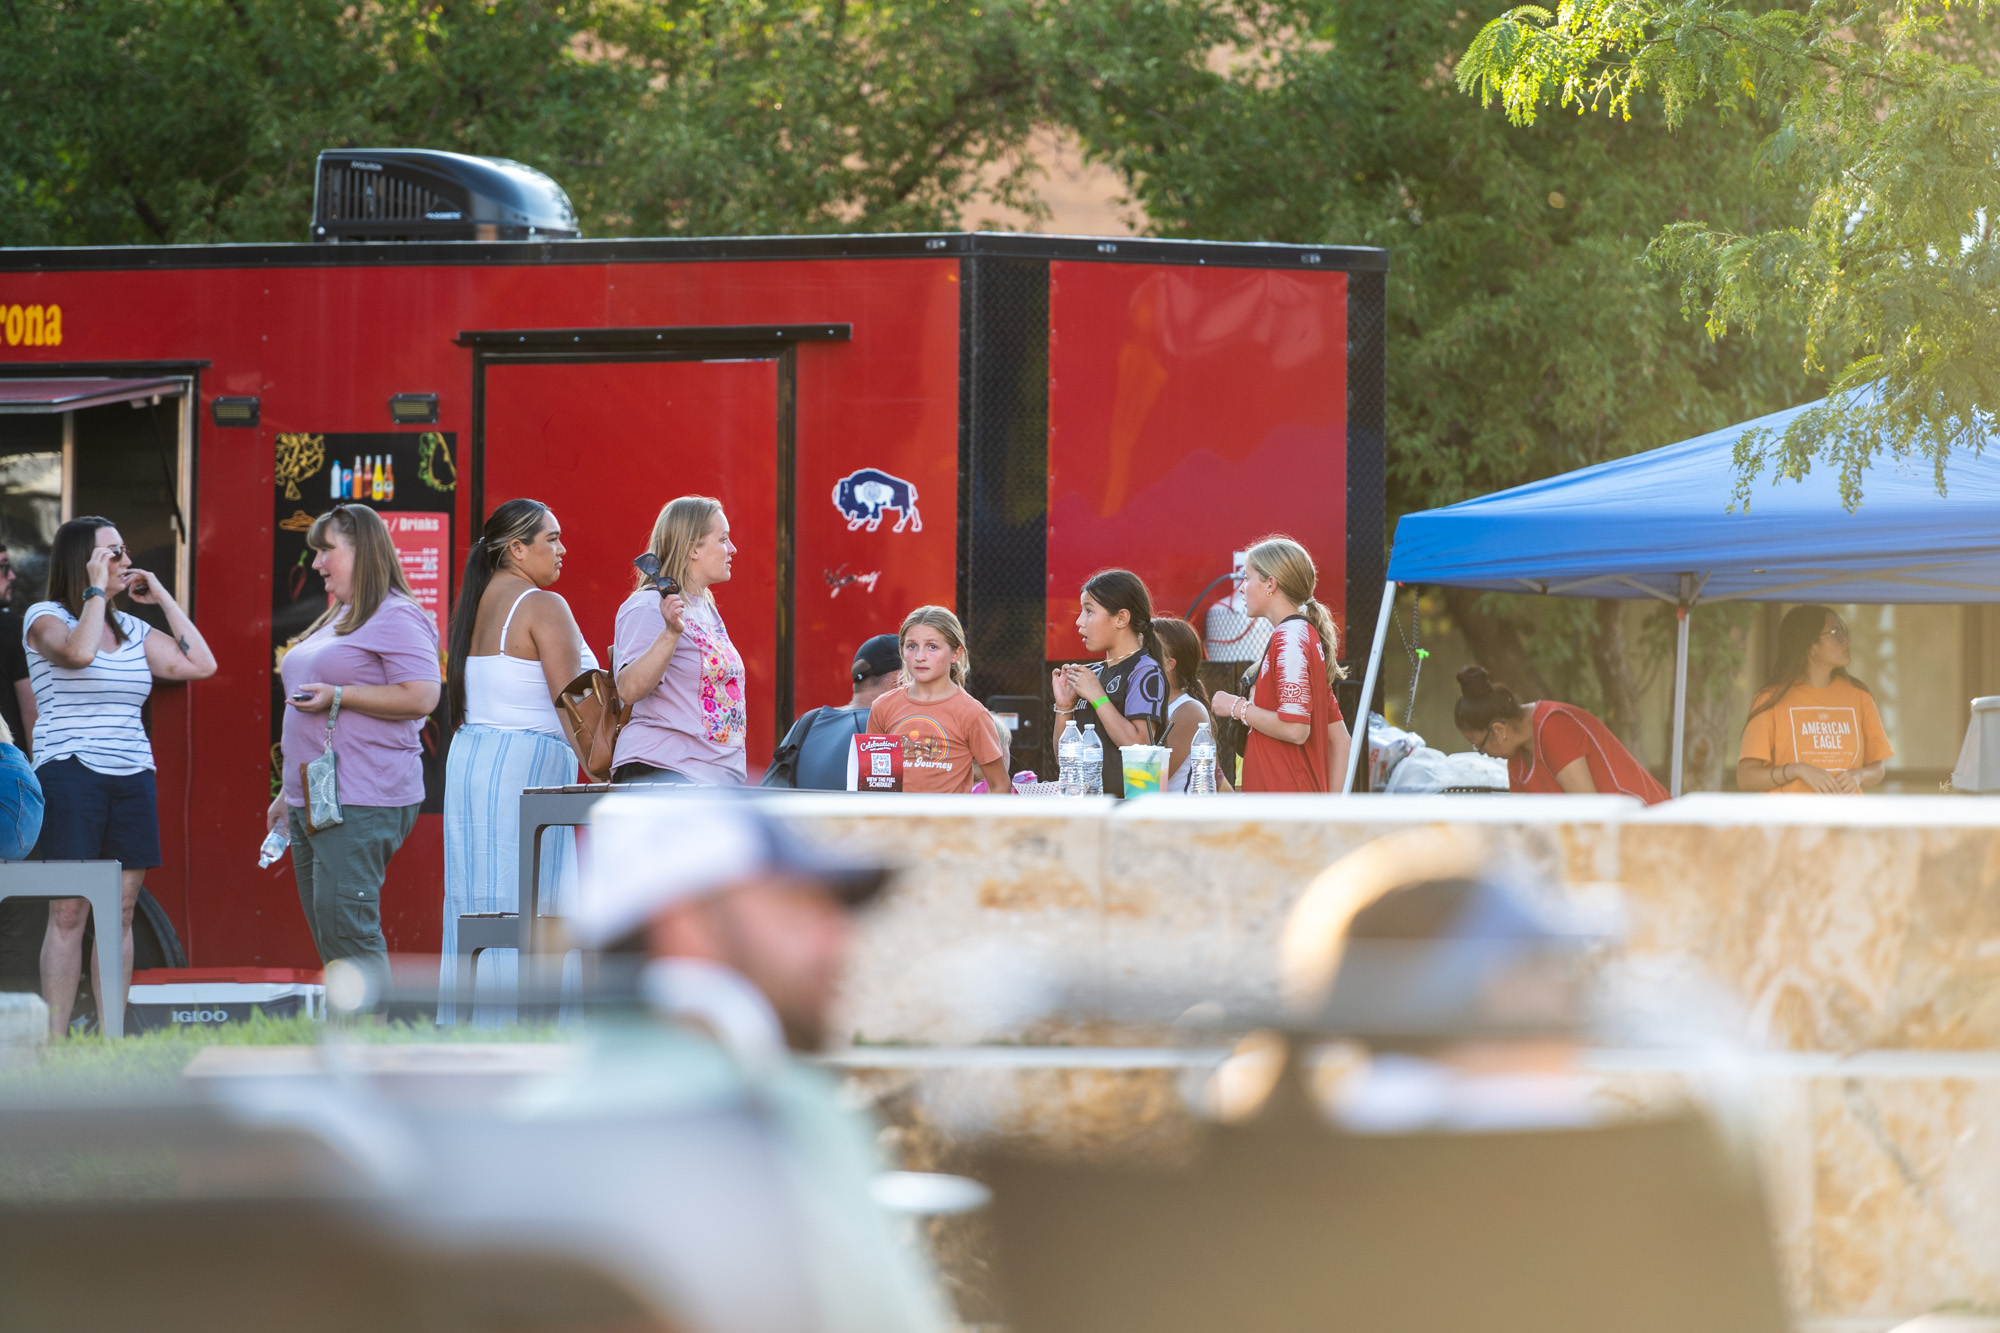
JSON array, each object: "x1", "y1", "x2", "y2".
[{"x1": 852, "y1": 633, "x2": 902, "y2": 683}]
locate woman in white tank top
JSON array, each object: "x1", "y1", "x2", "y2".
[{"x1": 439, "y1": 499, "x2": 595, "y2": 1022}]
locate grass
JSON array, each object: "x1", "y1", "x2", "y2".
[
  {"x1": 0, "y1": 1012, "x2": 566, "y2": 1199},
  {"x1": 0, "y1": 1010, "x2": 564, "y2": 1099}
]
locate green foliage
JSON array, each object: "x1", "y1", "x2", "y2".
[
  {"x1": 1050, "y1": 0, "x2": 1812, "y2": 713},
  {"x1": 0, "y1": 0, "x2": 1054, "y2": 245},
  {"x1": 1051, "y1": 0, "x2": 1812, "y2": 517},
  {"x1": 1456, "y1": 1, "x2": 2000, "y2": 506}
]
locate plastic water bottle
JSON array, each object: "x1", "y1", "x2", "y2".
[
  {"x1": 1058, "y1": 720, "x2": 1084, "y2": 795},
  {"x1": 1188, "y1": 722, "x2": 1217, "y2": 793},
  {"x1": 1080, "y1": 725, "x2": 1104, "y2": 796},
  {"x1": 257, "y1": 826, "x2": 289, "y2": 869}
]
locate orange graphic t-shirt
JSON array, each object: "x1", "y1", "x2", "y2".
[
  {"x1": 866, "y1": 684, "x2": 1005, "y2": 794},
  {"x1": 1738, "y1": 677, "x2": 1892, "y2": 793}
]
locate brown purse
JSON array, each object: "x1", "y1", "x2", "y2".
[{"x1": 557, "y1": 668, "x2": 629, "y2": 783}]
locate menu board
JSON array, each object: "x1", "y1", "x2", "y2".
[
  {"x1": 385, "y1": 512, "x2": 450, "y2": 641},
  {"x1": 269, "y1": 431, "x2": 457, "y2": 812}
]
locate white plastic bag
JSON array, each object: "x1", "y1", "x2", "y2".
[
  {"x1": 1366, "y1": 713, "x2": 1423, "y2": 788},
  {"x1": 1382, "y1": 746, "x2": 1508, "y2": 794}
]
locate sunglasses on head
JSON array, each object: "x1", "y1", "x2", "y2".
[{"x1": 1821, "y1": 623, "x2": 1850, "y2": 643}]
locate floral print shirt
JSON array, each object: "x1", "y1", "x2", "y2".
[{"x1": 612, "y1": 590, "x2": 747, "y2": 783}]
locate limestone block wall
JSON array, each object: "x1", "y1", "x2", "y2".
[{"x1": 765, "y1": 791, "x2": 2000, "y2": 1328}]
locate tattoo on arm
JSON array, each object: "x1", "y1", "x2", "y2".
[{"x1": 176, "y1": 634, "x2": 191, "y2": 656}]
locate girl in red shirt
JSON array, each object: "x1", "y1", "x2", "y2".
[
  {"x1": 1454, "y1": 666, "x2": 1668, "y2": 805},
  {"x1": 1211, "y1": 536, "x2": 1351, "y2": 793}
]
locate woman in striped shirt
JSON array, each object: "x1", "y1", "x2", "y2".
[{"x1": 27, "y1": 516, "x2": 216, "y2": 1036}]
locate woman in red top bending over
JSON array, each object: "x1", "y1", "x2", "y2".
[
  {"x1": 1211, "y1": 536, "x2": 1351, "y2": 793},
  {"x1": 1454, "y1": 666, "x2": 1668, "y2": 805}
]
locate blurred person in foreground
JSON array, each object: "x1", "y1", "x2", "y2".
[
  {"x1": 503, "y1": 792, "x2": 948, "y2": 1333},
  {"x1": 1201, "y1": 828, "x2": 1614, "y2": 1132},
  {"x1": 762, "y1": 632, "x2": 902, "y2": 790}
]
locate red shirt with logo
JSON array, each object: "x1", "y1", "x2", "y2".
[
  {"x1": 1241, "y1": 618, "x2": 1344, "y2": 793},
  {"x1": 1510, "y1": 701, "x2": 1669, "y2": 805}
]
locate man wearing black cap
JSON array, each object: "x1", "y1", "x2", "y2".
[{"x1": 762, "y1": 633, "x2": 903, "y2": 790}]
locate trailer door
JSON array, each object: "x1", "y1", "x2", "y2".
[{"x1": 480, "y1": 358, "x2": 782, "y2": 769}]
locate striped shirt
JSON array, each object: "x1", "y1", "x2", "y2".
[{"x1": 24, "y1": 602, "x2": 155, "y2": 775}]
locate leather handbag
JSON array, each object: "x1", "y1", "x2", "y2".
[{"x1": 557, "y1": 668, "x2": 629, "y2": 783}]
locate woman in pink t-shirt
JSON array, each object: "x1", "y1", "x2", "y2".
[
  {"x1": 611, "y1": 495, "x2": 747, "y2": 785},
  {"x1": 267, "y1": 504, "x2": 442, "y2": 988}
]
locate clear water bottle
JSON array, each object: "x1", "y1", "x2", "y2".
[
  {"x1": 1080, "y1": 724, "x2": 1104, "y2": 796},
  {"x1": 257, "y1": 826, "x2": 289, "y2": 869},
  {"x1": 1188, "y1": 722, "x2": 1217, "y2": 793},
  {"x1": 1057, "y1": 720, "x2": 1084, "y2": 795}
]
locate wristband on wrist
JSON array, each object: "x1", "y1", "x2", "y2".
[
  {"x1": 1088, "y1": 694, "x2": 1109, "y2": 710},
  {"x1": 83, "y1": 586, "x2": 104, "y2": 602}
]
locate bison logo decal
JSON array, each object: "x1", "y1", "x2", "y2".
[{"x1": 832, "y1": 468, "x2": 922, "y2": 533}]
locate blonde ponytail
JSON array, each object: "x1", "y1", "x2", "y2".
[{"x1": 1245, "y1": 535, "x2": 1347, "y2": 686}]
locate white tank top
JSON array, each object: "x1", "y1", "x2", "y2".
[{"x1": 463, "y1": 588, "x2": 597, "y2": 737}]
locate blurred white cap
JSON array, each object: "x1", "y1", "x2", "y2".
[{"x1": 573, "y1": 792, "x2": 889, "y2": 947}]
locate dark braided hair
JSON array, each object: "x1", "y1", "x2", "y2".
[{"x1": 446, "y1": 498, "x2": 551, "y2": 729}]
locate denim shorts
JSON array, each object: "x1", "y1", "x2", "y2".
[
  {"x1": 0, "y1": 745, "x2": 42, "y2": 862},
  {"x1": 34, "y1": 756, "x2": 160, "y2": 869}
]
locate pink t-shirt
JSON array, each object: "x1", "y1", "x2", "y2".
[
  {"x1": 611, "y1": 590, "x2": 746, "y2": 784},
  {"x1": 279, "y1": 594, "x2": 440, "y2": 807}
]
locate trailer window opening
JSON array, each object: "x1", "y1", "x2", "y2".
[
  {"x1": 0, "y1": 378, "x2": 192, "y2": 618},
  {"x1": 0, "y1": 416, "x2": 61, "y2": 603}
]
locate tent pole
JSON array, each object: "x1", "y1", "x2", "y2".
[
  {"x1": 1342, "y1": 580, "x2": 1397, "y2": 795},
  {"x1": 1670, "y1": 577, "x2": 1692, "y2": 799}
]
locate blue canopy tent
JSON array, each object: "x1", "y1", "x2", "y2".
[{"x1": 1345, "y1": 395, "x2": 2000, "y2": 795}]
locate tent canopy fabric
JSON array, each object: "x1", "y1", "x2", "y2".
[{"x1": 1386, "y1": 395, "x2": 2000, "y2": 605}]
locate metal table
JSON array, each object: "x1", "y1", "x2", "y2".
[
  {"x1": 454, "y1": 784, "x2": 638, "y2": 1016},
  {"x1": 0, "y1": 861, "x2": 127, "y2": 1038}
]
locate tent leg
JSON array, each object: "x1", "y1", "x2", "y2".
[
  {"x1": 1342, "y1": 580, "x2": 1397, "y2": 795},
  {"x1": 1670, "y1": 603, "x2": 1690, "y2": 799}
]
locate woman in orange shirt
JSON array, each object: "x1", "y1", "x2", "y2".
[{"x1": 1737, "y1": 605, "x2": 1890, "y2": 794}]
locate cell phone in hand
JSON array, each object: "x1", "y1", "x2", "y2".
[{"x1": 290, "y1": 689, "x2": 313, "y2": 702}]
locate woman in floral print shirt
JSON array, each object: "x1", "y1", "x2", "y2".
[{"x1": 611, "y1": 496, "x2": 748, "y2": 784}]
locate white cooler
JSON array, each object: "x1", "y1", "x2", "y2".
[{"x1": 126, "y1": 967, "x2": 325, "y2": 1034}]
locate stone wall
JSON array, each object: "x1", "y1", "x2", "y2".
[{"x1": 769, "y1": 792, "x2": 2000, "y2": 1330}]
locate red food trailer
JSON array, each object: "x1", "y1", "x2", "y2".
[{"x1": 0, "y1": 163, "x2": 1384, "y2": 972}]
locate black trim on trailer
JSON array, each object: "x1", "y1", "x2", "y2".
[
  {"x1": 464, "y1": 329, "x2": 817, "y2": 733},
  {"x1": 0, "y1": 359, "x2": 213, "y2": 374},
  {"x1": 455, "y1": 324, "x2": 850, "y2": 351},
  {"x1": 1341, "y1": 268, "x2": 1388, "y2": 787},
  {"x1": 3, "y1": 232, "x2": 1387, "y2": 275},
  {"x1": 955, "y1": 256, "x2": 1050, "y2": 756}
]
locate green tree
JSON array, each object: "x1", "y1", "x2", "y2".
[
  {"x1": 0, "y1": 0, "x2": 1052, "y2": 246},
  {"x1": 1052, "y1": 0, "x2": 1813, "y2": 783},
  {"x1": 1458, "y1": 0, "x2": 2000, "y2": 505}
]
